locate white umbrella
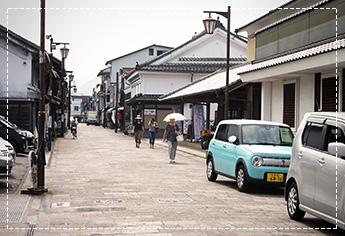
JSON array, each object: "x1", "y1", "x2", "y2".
[{"x1": 163, "y1": 113, "x2": 187, "y2": 122}]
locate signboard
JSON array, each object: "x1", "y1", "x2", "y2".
[
  {"x1": 193, "y1": 105, "x2": 205, "y2": 140},
  {"x1": 144, "y1": 109, "x2": 156, "y2": 116}
]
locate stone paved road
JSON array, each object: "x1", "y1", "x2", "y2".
[{"x1": 2, "y1": 124, "x2": 344, "y2": 235}]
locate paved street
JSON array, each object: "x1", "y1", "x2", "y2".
[{"x1": 1, "y1": 123, "x2": 344, "y2": 236}]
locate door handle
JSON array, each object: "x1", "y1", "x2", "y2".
[
  {"x1": 318, "y1": 158, "x2": 325, "y2": 165},
  {"x1": 212, "y1": 142, "x2": 216, "y2": 146},
  {"x1": 297, "y1": 152, "x2": 303, "y2": 159},
  {"x1": 223, "y1": 145, "x2": 227, "y2": 148}
]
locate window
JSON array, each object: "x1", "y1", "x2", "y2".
[
  {"x1": 283, "y1": 83, "x2": 295, "y2": 127},
  {"x1": 74, "y1": 106, "x2": 79, "y2": 111},
  {"x1": 149, "y1": 48, "x2": 154, "y2": 56},
  {"x1": 215, "y1": 124, "x2": 227, "y2": 141},
  {"x1": 302, "y1": 122, "x2": 325, "y2": 150},
  {"x1": 324, "y1": 125, "x2": 345, "y2": 152},
  {"x1": 241, "y1": 124, "x2": 293, "y2": 146},
  {"x1": 157, "y1": 50, "x2": 167, "y2": 56},
  {"x1": 226, "y1": 125, "x2": 238, "y2": 140},
  {"x1": 322, "y1": 77, "x2": 337, "y2": 111}
]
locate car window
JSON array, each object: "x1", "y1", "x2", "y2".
[
  {"x1": 215, "y1": 124, "x2": 227, "y2": 141},
  {"x1": 241, "y1": 125, "x2": 293, "y2": 146},
  {"x1": 302, "y1": 122, "x2": 325, "y2": 150},
  {"x1": 324, "y1": 125, "x2": 345, "y2": 152},
  {"x1": 226, "y1": 124, "x2": 238, "y2": 140}
]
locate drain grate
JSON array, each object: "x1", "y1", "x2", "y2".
[
  {"x1": 157, "y1": 199, "x2": 194, "y2": 204},
  {"x1": 49, "y1": 178, "x2": 86, "y2": 182},
  {"x1": 95, "y1": 199, "x2": 123, "y2": 204},
  {"x1": 26, "y1": 223, "x2": 36, "y2": 236},
  {"x1": 0, "y1": 195, "x2": 29, "y2": 222}
]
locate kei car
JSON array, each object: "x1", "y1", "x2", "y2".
[
  {"x1": 0, "y1": 140, "x2": 15, "y2": 176},
  {"x1": 206, "y1": 119, "x2": 294, "y2": 192},
  {"x1": 285, "y1": 112, "x2": 345, "y2": 230},
  {"x1": 0, "y1": 115, "x2": 36, "y2": 152}
]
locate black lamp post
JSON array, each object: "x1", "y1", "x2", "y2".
[
  {"x1": 60, "y1": 44, "x2": 69, "y2": 136},
  {"x1": 203, "y1": 6, "x2": 231, "y2": 119},
  {"x1": 67, "y1": 73, "x2": 74, "y2": 129}
]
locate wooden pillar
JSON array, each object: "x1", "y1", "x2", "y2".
[{"x1": 206, "y1": 95, "x2": 210, "y2": 130}]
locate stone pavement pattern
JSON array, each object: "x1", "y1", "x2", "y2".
[{"x1": 1, "y1": 124, "x2": 344, "y2": 235}]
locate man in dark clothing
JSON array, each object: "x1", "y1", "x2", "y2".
[{"x1": 132, "y1": 115, "x2": 144, "y2": 148}]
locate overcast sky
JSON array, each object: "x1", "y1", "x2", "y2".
[{"x1": 1, "y1": 0, "x2": 288, "y2": 95}]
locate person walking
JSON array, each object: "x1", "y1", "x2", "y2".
[
  {"x1": 148, "y1": 118, "x2": 158, "y2": 149},
  {"x1": 162, "y1": 118, "x2": 180, "y2": 163},
  {"x1": 132, "y1": 115, "x2": 144, "y2": 148}
]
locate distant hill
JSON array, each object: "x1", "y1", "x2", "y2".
[{"x1": 77, "y1": 77, "x2": 99, "y2": 96}]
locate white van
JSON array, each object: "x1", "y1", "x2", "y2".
[{"x1": 285, "y1": 112, "x2": 345, "y2": 230}]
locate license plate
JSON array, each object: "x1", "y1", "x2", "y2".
[{"x1": 267, "y1": 173, "x2": 284, "y2": 182}]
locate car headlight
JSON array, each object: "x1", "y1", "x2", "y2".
[{"x1": 251, "y1": 155, "x2": 263, "y2": 167}]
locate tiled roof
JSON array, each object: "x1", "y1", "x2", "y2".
[
  {"x1": 238, "y1": 38, "x2": 345, "y2": 74},
  {"x1": 139, "y1": 62, "x2": 228, "y2": 73},
  {"x1": 126, "y1": 93, "x2": 163, "y2": 103},
  {"x1": 178, "y1": 57, "x2": 247, "y2": 62}
]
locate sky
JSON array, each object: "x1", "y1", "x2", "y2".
[{"x1": 1, "y1": 0, "x2": 288, "y2": 95}]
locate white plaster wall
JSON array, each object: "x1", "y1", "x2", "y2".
[
  {"x1": 71, "y1": 98, "x2": 82, "y2": 116},
  {"x1": 271, "y1": 80, "x2": 284, "y2": 123},
  {"x1": 142, "y1": 73, "x2": 196, "y2": 95},
  {"x1": 298, "y1": 75, "x2": 314, "y2": 124},
  {"x1": 0, "y1": 43, "x2": 32, "y2": 98},
  {"x1": 109, "y1": 45, "x2": 171, "y2": 83},
  {"x1": 152, "y1": 29, "x2": 247, "y2": 65},
  {"x1": 261, "y1": 82, "x2": 272, "y2": 121}
]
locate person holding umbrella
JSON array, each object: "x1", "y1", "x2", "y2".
[
  {"x1": 133, "y1": 115, "x2": 144, "y2": 148},
  {"x1": 162, "y1": 113, "x2": 186, "y2": 163}
]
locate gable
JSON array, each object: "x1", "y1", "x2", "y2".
[{"x1": 150, "y1": 28, "x2": 247, "y2": 65}]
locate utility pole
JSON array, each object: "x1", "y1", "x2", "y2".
[
  {"x1": 115, "y1": 72, "x2": 119, "y2": 133},
  {"x1": 22, "y1": 0, "x2": 48, "y2": 194},
  {"x1": 37, "y1": 0, "x2": 47, "y2": 192}
]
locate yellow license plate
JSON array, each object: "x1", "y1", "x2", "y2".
[{"x1": 267, "y1": 173, "x2": 284, "y2": 182}]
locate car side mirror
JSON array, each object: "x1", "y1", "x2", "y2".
[
  {"x1": 328, "y1": 142, "x2": 345, "y2": 157},
  {"x1": 228, "y1": 135, "x2": 238, "y2": 144}
]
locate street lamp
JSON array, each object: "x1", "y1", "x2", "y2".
[
  {"x1": 67, "y1": 73, "x2": 74, "y2": 129},
  {"x1": 59, "y1": 43, "x2": 69, "y2": 136},
  {"x1": 203, "y1": 6, "x2": 231, "y2": 120},
  {"x1": 203, "y1": 13, "x2": 217, "y2": 34}
]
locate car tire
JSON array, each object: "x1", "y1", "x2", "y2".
[
  {"x1": 206, "y1": 158, "x2": 217, "y2": 182},
  {"x1": 201, "y1": 137, "x2": 209, "y2": 150},
  {"x1": 236, "y1": 165, "x2": 249, "y2": 192},
  {"x1": 287, "y1": 182, "x2": 305, "y2": 221}
]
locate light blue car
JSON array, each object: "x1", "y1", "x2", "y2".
[{"x1": 206, "y1": 120, "x2": 294, "y2": 192}]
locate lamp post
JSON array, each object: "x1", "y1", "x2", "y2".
[
  {"x1": 60, "y1": 44, "x2": 69, "y2": 137},
  {"x1": 203, "y1": 6, "x2": 231, "y2": 119},
  {"x1": 67, "y1": 73, "x2": 74, "y2": 129}
]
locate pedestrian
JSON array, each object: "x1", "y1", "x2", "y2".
[
  {"x1": 132, "y1": 115, "x2": 144, "y2": 148},
  {"x1": 148, "y1": 118, "x2": 158, "y2": 149},
  {"x1": 162, "y1": 118, "x2": 180, "y2": 163}
]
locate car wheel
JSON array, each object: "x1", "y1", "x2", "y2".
[
  {"x1": 287, "y1": 182, "x2": 305, "y2": 221},
  {"x1": 236, "y1": 165, "x2": 249, "y2": 192},
  {"x1": 200, "y1": 137, "x2": 209, "y2": 149},
  {"x1": 206, "y1": 158, "x2": 217, "y2": 182}
]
